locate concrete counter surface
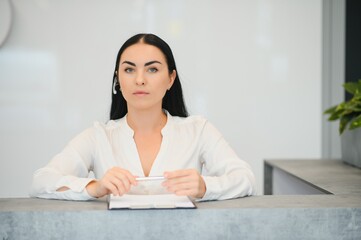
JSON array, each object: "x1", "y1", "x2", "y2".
[
  {"x1": 264, "y1": 159, "x2": 361, "y2": 195},
  {"x1": 1, "y1": 196, "x2": 361, "y2": 240},
  {"x1": 1, "y1": 159, "x2": 361, "y2": 239},
  {"x1": 1, "y1": 194, "x2": 361, "y2": 211}
]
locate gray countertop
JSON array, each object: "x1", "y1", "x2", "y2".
[
  {"x1": 1, "y1": 159, "x2": 361, "y2": 240},
  {"x1": 1, "y1": 194, "x2": 361, "y2": 212},
  {"x1": 264, "y1": 159, "x2": 361, "y2": 195}
]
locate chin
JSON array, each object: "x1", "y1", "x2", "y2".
[{"x1": 128, "y1": 102, "x2": 161, "y2": 111}]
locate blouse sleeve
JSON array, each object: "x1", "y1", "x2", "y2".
[
  {"x1": 199, "y1": 121, "x2": 257, "y2": 201},
  {"x1": 29, "y1": 128, "x2": 97, "y2": 200}
]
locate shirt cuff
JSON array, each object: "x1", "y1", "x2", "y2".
[
  {"x1": 54, "y1": 176, "x2": 96, "y2": 200},
  {"x1": 195, "y1": 176, "x2": 219, "y2": 202},
  {"x1": 55, "y1": 176, "x2": 93, "y2": 192}
]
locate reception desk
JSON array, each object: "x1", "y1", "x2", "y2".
[{"x1": 1, "y1": 159, "x2": 361, "y2": 239}]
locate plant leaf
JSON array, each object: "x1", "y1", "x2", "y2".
[
  {"x1": 349, "y1": 115, "x2": 361, "y2": 130},
  {"x1": 355, "y1": 91, "x2": 361, "y2": 98},
  {"x1": 343, "y1": 82, "x2": 357, "y2": 95},
  {"x1": 344, "y1": 81, "x2": 361, "y2": 95},
  {"x1": 328, "y1": 109, "x2": 343, "y2": 121},
  {"x1": 335, "y1": 102, "x2": 346, "y2": 111},
  {"x1": 323, "y1": 105, "x2": 337, "y2": 114},
  {"x1": 339, "y1": 115, "x2": 353, "y2": 134},
  {"x1": 343, "y1": 100, "x2": 361, "y2": 112},
  {"x1": 324, "y1": 80, "x2": 361, "y2": 133}
]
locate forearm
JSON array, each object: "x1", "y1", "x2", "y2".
[
  {"x1": 200, "y1": 169, "x2": 256, "y2": 201},
  {"x1": 30, "y1": 167, "x2": 96, "y2": 200}
]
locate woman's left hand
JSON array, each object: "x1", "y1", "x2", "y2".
[{"x1": 162, "y1": 169, "x2": 206, "y2": 199}]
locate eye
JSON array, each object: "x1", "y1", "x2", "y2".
[
  {"x1": 148, "y1": 67, "x2": 158, "y2": 73},
  {"x1": 125, "y1": 68, "x2": 134, "y2": 73}
]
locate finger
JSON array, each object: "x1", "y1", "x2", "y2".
[
  {"x1": 163, "y1": 170, "x2": 199, "y2": 187},
  {"x1": 113, "y1": 168, "x2": 137, "y2": 186},
  {"x1": 166, "y1": 178, "x2": 204, "y2": 197},
  {"x1": 103, "y1": 179, "x2": 124, "y2": 196},
  {"x1": 166, "y1": 182, "x2": 197, "y2": 195},
  {"x1": 166, "y1": 186, "x2": 197, "y2": 197},
  {"x1": 111, "y1": 176, "x2": 129, "y2": 195},
  {"x1": 163, "y1": 176, "x2": 193, "y2": 187},
  {"x1": 109, "y1": 167, "x2": 136, "y2": 188},
  {"x1": 164, "y1": 169, "x2": 192, "y2": 179},
  {"x1": 113, "y1": 174, "x2": 131, "y2": 192},
  {"x1": 174, "y1": 189, "x2": 196, "y2": 197},
  {"x1": 175, "y1": 181, "x2": 196, "y2": 190}
]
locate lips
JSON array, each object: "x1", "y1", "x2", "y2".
[{"x1": 133, "y1": 91, "x2": 149, "y2": 96}]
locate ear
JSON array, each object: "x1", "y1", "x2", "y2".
[{"x1": 168, "y1": 70, "x2": 176, "y2": 90}]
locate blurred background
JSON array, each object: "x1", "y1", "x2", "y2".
[{"x1": 0, "y1": 0, "x2": 346, "y2": 197}]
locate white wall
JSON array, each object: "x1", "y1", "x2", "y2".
[{"x1": 0, "y1": 0, "x2": 322, "y2": 197}]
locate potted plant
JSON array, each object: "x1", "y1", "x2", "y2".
[{"x1": 324, "y1": 79, "x2": 361, "y2": 168}]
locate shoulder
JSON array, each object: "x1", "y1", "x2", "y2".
[
  {"x1": 170, "y1": 115, "x2": 221, "y2": 136},
  {"x1": 63, "y1": 119, "x2": 124, "y2": 148},
  {"x1": 93, "y1": 119, "x2": 121, "y2": 129},
  {"x1": 70, "y1": 119, "x2": 122, "y2": 139},
  {"x1": 171, "y1": 115, "x2": 208, "y2": 129},
  {"x1": 169, "y1": 115, "x2": 224, "y2": 148}
]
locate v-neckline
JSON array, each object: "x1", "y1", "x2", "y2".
[
  {"x1": 133, "y1": 134, "x2": 164, "y2": 177},
  {"x1": 123, "y1": 112, "x2": 172, "y2": 177}
]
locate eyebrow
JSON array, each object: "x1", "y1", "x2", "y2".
[{"x1": 121, "y1": 60, "x2": 162, "y2": 67}]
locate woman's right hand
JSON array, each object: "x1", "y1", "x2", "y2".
[{"x1": 85, "y1": 167, "x2": 137, "y2": 198}]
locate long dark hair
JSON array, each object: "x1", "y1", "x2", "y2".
[{"x1": 110, "y1": 33, "x2": 188, "y2": 120}]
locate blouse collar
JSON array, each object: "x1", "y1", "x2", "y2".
[{"x1": 119, "y1": 110, "x2": 173, "y2": 137}]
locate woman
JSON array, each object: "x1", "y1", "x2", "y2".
[{"x1": 30, "y1": 33, "x2": 256, "y2": 201}]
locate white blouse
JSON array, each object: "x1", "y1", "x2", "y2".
[{"x1": 30, "y1": 113, "x2": 256, "y2": 201}]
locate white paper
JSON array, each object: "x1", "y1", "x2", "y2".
[{"x1": 108, "y1": 194, "x2": 196, "y2": 209}]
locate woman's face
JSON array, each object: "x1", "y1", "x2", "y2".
[{"x1": 117, "y1": 43, "x2": 176, "y2": 112}]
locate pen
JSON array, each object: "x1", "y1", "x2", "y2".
[{"x1": 135, "y1": 176, "x2": 165, "y2": 181}]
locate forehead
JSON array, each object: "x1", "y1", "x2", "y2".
[{"x1": 120, "y1": 43, "x2": 166, "y2": 63}]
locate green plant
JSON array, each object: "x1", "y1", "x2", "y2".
[{"x1": 324, "y1": 79, "x2": 361, "y2": 134}]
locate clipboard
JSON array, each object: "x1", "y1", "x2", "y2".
[{"x1": 108, "y1": 194, "x2": 196, "y2": 210}]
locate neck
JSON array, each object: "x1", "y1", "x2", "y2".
[{"x1": 126, "y1": 108, "x2": 167, "y2": 134}]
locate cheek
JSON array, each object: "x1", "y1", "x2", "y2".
[
  {"x1": 157, "y1": 81, "x2": 171, "y2": 96},
  {"x1": 118, "y1": 79, "x2": 132, "y2": 99},
  {"x1": 118, "y1": 76, "x2": 131, "y2": 88},
  {"x1": 157, "y1": 75, "x2": 172, "y2": 88}
]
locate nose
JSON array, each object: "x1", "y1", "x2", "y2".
[{"x1": 135, "y1": 72, "x2": 145, "y2": 86}]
